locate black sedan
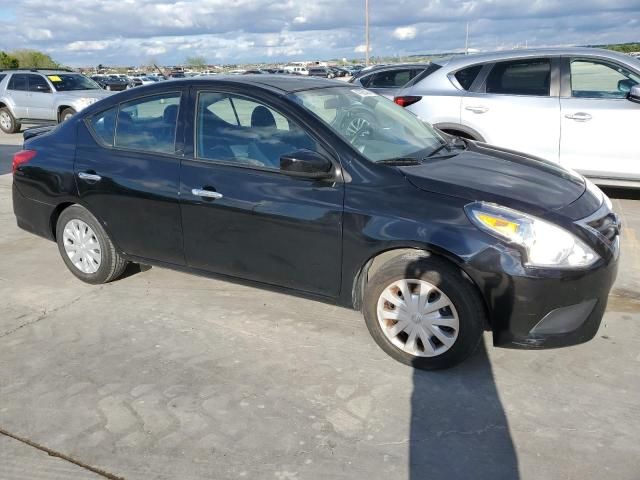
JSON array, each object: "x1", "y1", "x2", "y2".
[
  {"x1": 11, "y1": 76, "x2": 620, "y2": 369},
  {"x1": 91, "y1": 75, "x2": 128, "y2": 91}
]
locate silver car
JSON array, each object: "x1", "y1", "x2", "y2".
[
  {"x1": 0, "y1": 69, "x2": 113, "y2": 133},
  {"x1": 392, "y1": 48, "x2": 640, "y2": 187}
]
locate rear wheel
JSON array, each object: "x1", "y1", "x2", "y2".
[
  {"x1": 363, "y1": 252, "x2": 485, "y2": 369},
  {"x1": 0, "y1": 107, "x2": 20, "y2": 134},
  {"x1": 56, "y1": 205, "x2": 127, "y2": 284}
]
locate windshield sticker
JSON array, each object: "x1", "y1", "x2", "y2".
[
  {"x1": 350, "y1": 88, "x2": 377, "y2": 97},
  {"x1": 47, "y1": 75, "x2": 62, "y2": 82}
]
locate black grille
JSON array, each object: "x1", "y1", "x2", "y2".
[{"x1": 587, "y1": 212, "x2": 620, "y2": 243}]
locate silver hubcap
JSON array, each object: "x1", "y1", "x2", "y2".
[
  {"x1": 0, "y1": 111, "x2": 12, "y2": 130},
  {"x1": 346, "y1": 117, "x2": 370, "y2": 137},
  {"x1": 62, "y1": 219, "x2": 101, "y2": 274},
  {"x1": 377, "y1": 279, "x2": 459, "y2": 357},
  {"x1": 63, "y1": 112, "x2": 73, "y2": 121}
]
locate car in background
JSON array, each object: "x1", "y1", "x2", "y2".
[
  {"x1": 91, "y1": 75, "x2": 128, "y2": 92},
  {"x1": 350, "y1": 63, "x2": 435, "y2": 99},
  {"x1": 308, "y1": 66, "x2": 330, "y2": 78},
  {"x1": 0, "y1": 69, "x2": 113, "y2": 133},
  {"x1": 284, "y1": 65, "x2": 309, "y2": 75},
  {"x1": 11, "y1": 76, "x2": 620, "y2": 369},
  {"x1": 393, "y1": 48, "x2": 640, "y2": 187},
  {"x1": 328, "y1": 67, "x2": 349, "y2": 78}
]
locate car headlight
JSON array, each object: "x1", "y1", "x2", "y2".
[
  {"x1": 465, "y1": 202, "x2": 599, "y2": 268},
  {"x1": 76, "y1": 98, "x2": 98, "y2": 107}
]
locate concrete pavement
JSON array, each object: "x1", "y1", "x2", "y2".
[{"x1": 0, "y1": 130, "x2": 639, "y2": 479}]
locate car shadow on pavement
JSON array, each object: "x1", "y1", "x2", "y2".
[{"x1": 410, "y1": 342, "x2": 519, "y2": 479}]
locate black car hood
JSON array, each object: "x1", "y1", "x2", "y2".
[{"x1": 399, "y1": 142, "x2": 586, "y2": 216}]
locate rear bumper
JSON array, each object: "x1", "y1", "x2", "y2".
[
  {"x1": 13, "y1": 181, "x2": 56, "y2": 241},
  {"x1": 464, "y1": 244, "x2": 619, "y2": 349}
]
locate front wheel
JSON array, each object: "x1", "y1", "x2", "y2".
[
  {"x1": 56, "y1": 205, "x2": 128, "y2": 284},
  {"x1": 60, "y1": 108, "x2": 76, "y2": 122},
  {"x1": 363, "y1": 252, "x2": 485, "y2": 370}
]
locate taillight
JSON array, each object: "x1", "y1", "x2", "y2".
[
  {"x1": 12, "y1": 149, "x2": 36, "y2": 173},
  {"x1": 394, "y1": 96, "x2": 422, "y2": 107}
]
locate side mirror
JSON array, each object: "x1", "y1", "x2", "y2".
[
  {"x1": 280, "y1": 149, "x2": 333, "y2": 179},
  {"x1": 36, "y1": 85, "x2": 51, "y2": 93},
  {"x1": 628, "y1": 84, "x2": 640, "y2": 104}
]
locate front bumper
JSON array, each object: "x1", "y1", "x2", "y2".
[{"x1": 464, "y1": 241, "x2": 619, "y2": 349}]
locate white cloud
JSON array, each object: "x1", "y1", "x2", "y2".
[
  {"x1": 354, "y1": 44, "x2": 368, "y2": 53},
  {"x1": 66, "y1": 40, "x2": 110, "y2": 51},
  {"x1": 393, "y1": 26, "x2": 417, "y2": 40}
]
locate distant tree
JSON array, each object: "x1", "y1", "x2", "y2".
[
  {"x1": 185, "y1": 55, "x2": 207, "y2": 69},
  {"x1": 0, "y1": 51, "x2": 19, "y2": 68},
  {"x1": 11, "y1": 49, "x2": 58, "y2": 68}
]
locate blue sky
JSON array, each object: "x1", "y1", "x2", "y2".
[{"x1": 0, "y1": 0, "x2": 638, "y2": 66}]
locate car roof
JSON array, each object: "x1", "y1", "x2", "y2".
[
  {"x1": 0, "y1": 69, "x2": 78, "y2": 74},
  {"x1": 168, "y1": 74, "x2": 347, "y2": 93},
  {"x1": 439, "y1": 47, "x2": 636, "y2": 69}
]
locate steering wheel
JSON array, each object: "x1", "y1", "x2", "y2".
[{"x1": 344, "y1": 110, "x2": 376, "y2": 145}]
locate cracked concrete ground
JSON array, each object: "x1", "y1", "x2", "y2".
[{"x1": 0, "y1": 130, "x2": 639, "y2": 479}]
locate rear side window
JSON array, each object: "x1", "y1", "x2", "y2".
[
  {"x1": 486, "y1": 58, "x2": 551, "y2": 96},
  {"x1": 454, "y1": 65, "x2": 482, "y2": 90},
  {"x1": 8, "y1": 74, "x2": 28, "y2": 91},
  {"x1": 88, "y1": 107, "x2": 117, "y2": 146},
  {"x1": 115, "y1": 93, "x2": 181, "y2": 154},
  {"x1": 0, "y1": 74, "x2": 6, "y2": 83}
]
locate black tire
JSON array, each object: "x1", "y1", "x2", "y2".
[
  {"x1": 60, "y1": 108, "x2": 76, "y2": 123},
  {"x1": 55, "y1": 205, "x2": 127, "y2": 284},
  {"x1": 363, "y1": 252, "x2": 485, "y2": 370},
  {"x1": 0, "y1": 107, "x2": 21, "y2": 134}
]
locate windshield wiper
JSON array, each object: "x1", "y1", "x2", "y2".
[
  {"x1": 375, "y1": 157, "x2": 422, "y2": 166},
  {"x1": 426, "y1": 137, "x2": 468, "y2": 158}
]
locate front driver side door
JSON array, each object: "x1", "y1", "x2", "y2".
[
  {"x1": 559, "y1": 57, "x2": 640, "y2": 181},
  {"x1": 179, "y1": 89, "x2": 344, "y2": 297}
]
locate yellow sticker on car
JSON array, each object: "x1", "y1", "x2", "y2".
[{"x1": 47, "y1": 75, "x2": 62, "y2": 82}]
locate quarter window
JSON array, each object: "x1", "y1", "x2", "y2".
[
  {"x1": 115, "y1": 93, "x2": 181, "y2": 154},
  {"x1": 570, "y1": 60, "x2": 640, "y2": 99},
  {"x1": 88, "y1": 107, "x2": 117, "y2": 146},
  {"x1": 196, "y1": 92, "x2": 317, "y2": 169},
  {"x1": 454, "y1": 65, "x2": 482, "y2": 90},
  {"x1": 486, "y1": 59, "x2": 551, "y2": 96},
  {"x1": 8, "y1": 74, "x2": 28, "y2": 91}
]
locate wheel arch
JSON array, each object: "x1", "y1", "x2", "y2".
[
  {"x1": 434, "y1": 123, "x2": 485, "y2": 142},
  {"x1": 57, "y1": 105, "x2": 74, "y2": 122},
  {"x1": 50, "y1": 202, "x2": 77, "y2": 240},
  {"x1": 351, "y1": 245, "x2": 490, "y2": 328}
]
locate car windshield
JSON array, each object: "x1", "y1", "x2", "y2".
[
  {"x1": 48, "y1": 74, "x2": 101, "y2": 91},
  {"x1": 290, "y1": 87, "x2": 446, "y2": 162}
]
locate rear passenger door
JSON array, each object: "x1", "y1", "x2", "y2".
[
  {"x1": 460, "y1": 57, "x2": 561, "y2": 162},
  {"x1": 75, "y1": 90, "x2": 187, "y2": 264},
  {"x1": 179, "y1": 89, "x2": 344, "y2": 297},
  {"x1": 5, "y1": 74, "x2": 30, "y2": 119}
]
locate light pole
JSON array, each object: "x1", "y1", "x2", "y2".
[{"x1": 365, "y1": 0, "x2": 370, "y2": 66}]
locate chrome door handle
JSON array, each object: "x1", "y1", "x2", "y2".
[
  {"x1": 565, "y1": 112, "x2": 592, "y2": 122},
  {"x1": 192, "y1": 188, "x2": 223, "y2": 199},
  {"x1": 465, "y1": 105, "x2": 488, "y2": 114},
  {"x1": 78, "y1": 172, "x2": 102, "y2": 182}
]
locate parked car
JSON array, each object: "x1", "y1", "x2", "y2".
[
  {"x1": 328, "y1": 67, "x2": 349, "y2": 78},
  {"x1": 0, "y1": 69, "x2": 113, "y2": 133},
  {"x1": 11, "y1": 76, "x2": 620, "y2": 369},
  {"x1": 350, "y1": 63, "x2": 436, "y2": 99},
  {"x1": 393, "y1": 47, "x2": 640, "y2": 187},
  {"x1": 308, "y1": 67, "x2": 330, "y2": 78},
  {"x1": 91, "y1": 75, "x2": 128, "y2": 92}
]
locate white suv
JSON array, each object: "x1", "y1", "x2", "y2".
[
  {"x1": 393, "y1": 48, "x2": 640, "y2": 187},
  {"x1": 0, "y1": 69, "x2": 113, "y2": 133}
]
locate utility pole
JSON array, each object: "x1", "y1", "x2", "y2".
[
  {"x1": 365, "y1": 0, "x2": 370, "y2": 66},
  {"x1": 465, "y1": 22, "x2": 469, "y2": 55}
]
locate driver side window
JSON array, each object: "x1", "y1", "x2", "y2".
[
  {"x1": 570, "y1": 59, "x2": 640, "y2": 99},
  {"x1": 195, "y1": 92, "x2": 317, "y2": 170}
]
